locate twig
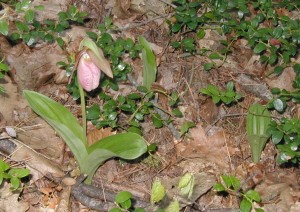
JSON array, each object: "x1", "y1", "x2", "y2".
[
  {"x1": 72, "y1": 177, "x2": 150, "y2": 210},
  {"x1": 222, "y1": 131, "x2": 233, "y2": 171}
]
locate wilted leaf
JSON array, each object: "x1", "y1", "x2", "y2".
[{"x1": 151, "y1": 178, "x2": 166, "y2": 204}]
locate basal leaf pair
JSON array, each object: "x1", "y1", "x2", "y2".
[{"x1": 24, "y1": 91, "x2": 147, "y2": 183}]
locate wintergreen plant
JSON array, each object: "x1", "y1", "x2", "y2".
[
  {"x1": 214, "y1": 175, "x2": 263, "y2": 212},
  {"x1": 24, "y1": 38, "x2": 147, "y2": 183},
  {"x1": 0, "y1": 159, "x2": 30, "y2": 190},
  {"x1": 169, "y1": 1, "x2": 300, "y2": 75},
  {"x1": 109, "y1": 191, "x2": 146, "y2": 212},
  {"x1": 267, "y1": 118, "x2": 300, "y2": 164},
  {"x1": 0, "y1": 1, "x2": 87, "y2": 46},
  {"x1": 200, "y1": 82, "x2": 242, "y2": 105},
  {"x1": 246, "y1": 103, "x2": 271, "y2": 163}
]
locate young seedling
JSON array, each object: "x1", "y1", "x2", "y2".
[{"x1": 214, "y1": 175, "x2": 263, "y2": 212}]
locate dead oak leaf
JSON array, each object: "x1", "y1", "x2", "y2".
[{"x1": 177, "y1": 124, "x2": 232, "y2": 170}]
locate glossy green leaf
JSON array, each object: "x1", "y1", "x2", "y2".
[
  {"x1": 152, "y1": 113, "x2": 163, "y2": 128},
  {"x1": 204, "y1": 62, "x2": 214, "y2": 71},
  {"x1": 10, "y1": 176, "x2": 20, "y2": 190},
  {"x1": 172, "y1": 108, "x2": 183, "y2": 117},
  {"x1": 253, "y1": 43, "x2": 266, "y2": 54},
  {"x1": 115, "y1": 191, "x2": 132, "y2": 204},
  {"x1": 245, "y1": 190, "x2": 261, "y2": 202},
  {"x1": 271, "y1": 130, "x2": 284, "y2": 144},
  {"x1": 0, "y1": 160, "x2": 9, "y2": 173},
  {"x1": 139, "y1": 36, "x2": 157, "y2": 90},
  {"x1": 213, "y1": 183, "x2": 225, "y2": 192},
  {"x1": 240, "y1": 198, "x2": 252, "y2": 212},
  {"x1": 221, "y1": 175, "x2": 240, "y2": 190},
  {"x1": 23, "y1": 90, "x2": 88, "y2": 164},
  {"x1": 82, "y1": 132, "x2": 147, "y2": 183},
  {"x1": 293, "y1": 63, "x2": 300, "y2": 74},
  {"x1": 86, "y1": 104, "x2": 100, "y2": 120},
  {"x1": 0, "y1": 20, "x2": 9, "y2": 36},
  {"x1": 25, "y1": 10, "x2": 35, "y2": 23},
  {"x1": 209, "y1": 52, "x2": 223, "y2": 60},
  {"x1": 274, "y1": 66, "x2": 284, "y2": 75},
  {"x1": 246, "y1": 103, "x2": 271, "y2": 163},
  {"x1": 8, "y1": 168, "x2": 30, "y2": 178},
  {"x1": 197, "y1": 29, "x2": 206, "y2": 39}
]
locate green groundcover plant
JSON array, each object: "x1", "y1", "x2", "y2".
[
  {"x1": 0, "y1": 159, "x2": 30, "y2": 190},
  {"x1": 214, "y1": 175, "x2": 263, "y2": 212}
]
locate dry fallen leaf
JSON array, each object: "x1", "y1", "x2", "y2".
[
  {"x1": 177, "y1": 124, "x2": 232, "y2": 170},
  {"x1": 87, "y1": 127, "x2": 116, "y2": 146}
]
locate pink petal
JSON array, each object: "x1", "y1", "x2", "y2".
[{"x1": 77, "y1": 53, "x2": 101, "y2": 91}]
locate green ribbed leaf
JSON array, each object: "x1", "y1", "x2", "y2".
[
  {"x1": 246, "y1": 103, "x2": 271, "y2": 163},
  {"x1": 23, "y1": 90, "x2": 88, "y2": 165},
  {"x1": 139, "y1": 36, "x2": 157, "y2": 90},
  {"x1": 82, "y1": 132, "x2": 147, "y2": 183}
]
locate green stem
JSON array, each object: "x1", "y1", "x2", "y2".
[{"x1": 78, "y1": 79, "x2": 87, "y2": 146}]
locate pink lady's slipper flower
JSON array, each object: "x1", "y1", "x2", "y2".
[
  {"x1": 74, "y1": 39, "x2": 113, "y2": 92},
  {"x1": 77, "y1": 51, "x2": 101, "y2": 92}
]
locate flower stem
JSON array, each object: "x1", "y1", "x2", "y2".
[{"x1": 78, "y1": 79, "x2": 87, "y2": 144}]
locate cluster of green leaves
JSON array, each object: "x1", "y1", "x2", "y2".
[
  {"x1": 169, "y1": 0, "x2": 300, "y2": 74},
  {"x1": 0, "y1": 59, "x2": 9, "y2": 93},
  {"x1": 267, "y1": 118, "x2": 300, "y2": 164},
  {"x1": 171, "y1": 0, "x2": 202, "y2": 33},
  {"x1": 110, "y1": 174, "x2": 194, "y2": 211},
  {"x1": 86, "y1": 87, "x2": 181, "y2": 134},
  {"x1": 86, "y1": 18, "x2": 142, "y2": 85},
  {"x1": 109, "y1": 191, "x2": 145, "y2": 212},
  {"x1": 0, "y1": 0, "x2": 87, "y2": 46},
  {"x1": 0, "y1": 159, "x2": 30, "y2": 190},
  {"x1": 214, "y1": 175, "x2": 263, "y2": 212},
  {"x1": 200, "y1": 82, "x2": 242, "y2": 105}
]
